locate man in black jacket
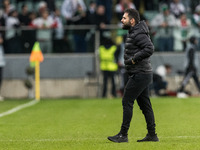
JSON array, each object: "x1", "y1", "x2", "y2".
[{"x1": 107, "y1": 8, "x2": 159, "y2": 143}]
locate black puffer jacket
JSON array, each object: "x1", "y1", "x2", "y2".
[{"x1": 124, "y1": 20, "x2": 154, "y2": 75}]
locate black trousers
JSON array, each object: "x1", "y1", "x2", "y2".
[
  {"x1": 179, "y1": 70, "x2": 200, "y2": 92},
  {"x1": 120, "y1": 73, "x2": 156, "y2": 135},
  {"x1": 102, "y1": 71, "x2": 117, "y2": 97}
]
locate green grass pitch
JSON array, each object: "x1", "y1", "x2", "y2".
[{"x1": 0, "y1": 97, "x2": 200, "y2": 150}]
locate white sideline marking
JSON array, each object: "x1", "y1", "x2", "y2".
[
  {"x1": 0, "y1": 100, "x2": 39, "y2": 118},
  {"x1": 0, "y1": 136, "x2": 200, "y2": 142}
]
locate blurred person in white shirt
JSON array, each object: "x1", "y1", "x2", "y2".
[
  {"x1": 61, "y1": 0, "x2": 86, "y2": 25},
  {"x1": 151, "y1": 4, "x2": 176, "y2": 51},
  {"x1": 174, "y1": 13, "x2": 192, "y2": 51},
  {"x1": 32, "y1": 10, "x2": 57, "y2": 53},
  {"x1": 170, "y1": 0, "x2": 185, "y2": 18},
  {"x1": 152, "y1": 64, "x2": 172, "y2": 96}
]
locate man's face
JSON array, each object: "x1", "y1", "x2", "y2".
[
  {"x1": 121, "y1": 12, "x2": 132, "y2": 30},
  {"x1": 194, "y1": 39, "x2": 198, "y2": 45}
]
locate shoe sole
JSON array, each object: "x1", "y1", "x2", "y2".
[
  {"x1": 137, "y1": 139, "x2": 159, "y2": 142},
  {"x1": 107, "y1": 137, "x2": 128, "y2": 143}
]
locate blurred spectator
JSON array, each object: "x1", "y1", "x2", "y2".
[
  {"x1": 44, "y1": 0, "x2": 55, "y2": 13},
  {"x1": 99, "y1": 38, "x2": 120, "y2": 98},
  {"x1": 95, "y1": 5, "x2": 107, "y2": 28},
  {"x1": 151, "y1": 4, "x2": 176, "y2": 51},
  {"x1": 18, "y1": 4, "x2": 31, "y2": 53},
  {"x1": 134, "y1": 0, "x2": 156, "y2": 11},
  {"x1": 115, "y1": 0, "x2": 136, "y2": 24},
  {"x1": 158, "y1": 0, "x2": 170, "y2": 5},
  {"x1": 170, "y1": 0, "x2": 185, "y2": 18},
  {"x1": 0, "y1": 0, "x2": 15, "y2": 26},
  {"x1": 61, "y1": 0, "x2": 86, "y2": 25},
  {"x1": 1, "y1": 0, "x2": 15, "y2": 17},
  {"x1": 32, "y1": 10, "x2": 56, "y2": 53},
  {"x1": 156, "y1": 64, "x2": 172, "y2": 81},
  {"x1": 85, "y1": 0, "x2": 96, "y2": 52},
  {"x1": 86, "y1": 0, "x2": 96, "y2": 25},
  {"x1": 143, "y1": 0, "x2": 157, "y2": 10},
  {"x1": 61, "y1": 0, "x2": 87, "y2": 53},
  {"x1": 0, "y1": 33, "x2": 5, "y2": 101},
  {"x1": 0, "y1": 9, "x2": 4, "y2": 27},
  {"x1": 70, "y1": 4, "x2": 86, "y2": 24},
  {"x1": 152, "y1": 64, "x2": 172, "y2": 96},
  {"x1": 191, "y1": 0, "x2": 200, "y2": 13},
  {"x1": 71, "y1": 4, "x2": 87, "y2": 53},
  {"x1": 157, "y1": 1, "x2": 171, "y2": 14},
  {"x1": 38, "y1": 1, "x2": 48, "y2": 17},
  {"x1": 31, "y1": 0, "x2": 55, "y2": 14},
  {"x1": 4, "y1": 9, "x2": 22, "y2": 53},
  {"x1": 28, "y1": 11, "x2": 37, "y2": 27},
  {"x1": 181, "y1": 0, "x2": 191, "y2": 12},
  {"x1": 174, "y1": 13, "x2": 192, "y2": 51},
  {"x1": 18, "y1": 4, "x2": 30, "y2": 26},
  {"x1": 192, "y1": 4, "x2": 200, "y2": 50},
  {"x1": 95, "y1": 5, "x2": 108, "y2": 43},
  {"x1": 177, "y1": 36, "x2": 200, "y2": 96},
  {"x1": 52, "y1": 9, "x2": 66, "y2": 53},
  {"x1": 96, "y1": 0, "x2": 112, "y2": 24},
  {"x1": 27, "y1": 12, "x2": 37, "y2": 52},
  {"x1": 193, "y1": 5, "x2": 200, "y2": 27}
]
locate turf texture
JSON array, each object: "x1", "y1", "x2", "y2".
[{"x1": 0, "y1": 97, "x2": 200, "y2": 150}]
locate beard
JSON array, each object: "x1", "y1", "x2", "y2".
[{"x1": 122, "y1": 22, "x2": 131, "y2": 30}]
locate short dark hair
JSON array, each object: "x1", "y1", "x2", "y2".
[
  {"x1": 164, "y1": 64, "x2": 172, "y2": 69},
  {"x1": 22, "y1": 4, "x2": 26, "y2": 9},
  {"x1": 90, "y1": 0, "x2": 95, "y2": 5},
  {"x1": 124, "y1": 8, "x2": 140, "y2": 24}
]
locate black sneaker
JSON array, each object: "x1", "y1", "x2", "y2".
[
  {"x1": 137, "y1": 134, "x2": 159, "y2": 142},
  {"x1": 107, "y1": 133, "x2": 128, "y2": 143}
]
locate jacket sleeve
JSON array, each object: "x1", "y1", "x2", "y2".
[{"x1": 132, "y1": 33, "x2": 154, "y2": 63}]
